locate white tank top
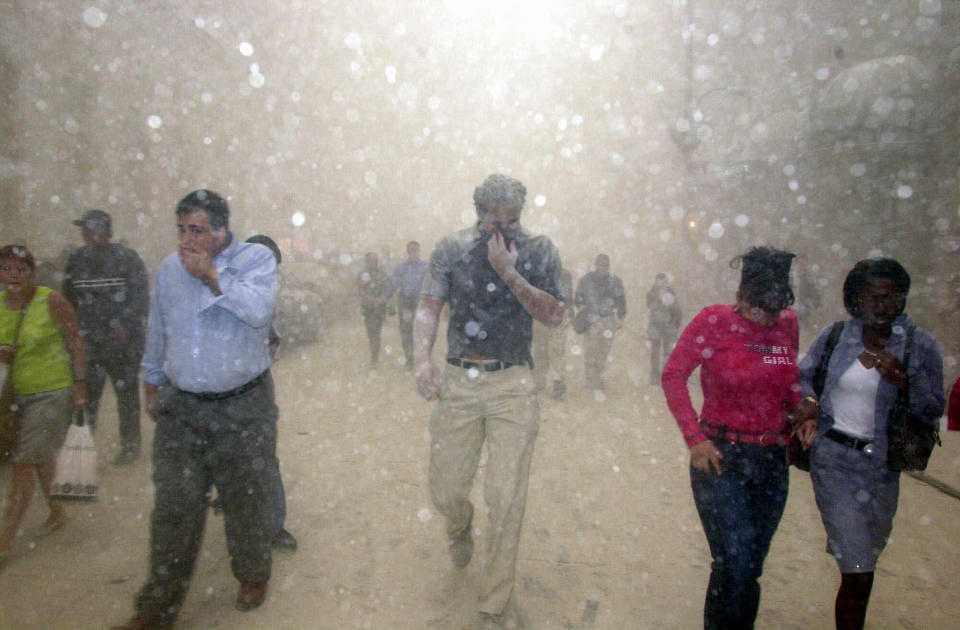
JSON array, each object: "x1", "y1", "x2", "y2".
[{"x1": 828, "y1": 359, "x2": 881, "y2": 440}]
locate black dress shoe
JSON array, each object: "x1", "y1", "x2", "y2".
[
  {"x1": 272, "y1": 528, "x2": 298, "y2": 551},
  {"x1": 112, "y1": 448, "x2": 140, "y2": 466},
  {"x1": 236, "y1": 581, "x2": 268, "y2": 611},
  {"x1": 448, "y1": 523, "x2": 473, "y2": 569},
  {"x1": 110, "y1": 615, "x2": 171, "y2": 630},
  {"x1": 551, "y1": 380, "x2": 566, "y2": 400}
]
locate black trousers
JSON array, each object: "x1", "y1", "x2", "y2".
[
  {"x1": 363, "y1": 311, "x2": 386, "y2": 363},
  {"x1": 134, "y1": 374, "x2": 278, "y2": 626},
  {"x1": 85, "y1": 349, "x2": 143, "y2": 451},
  {"x1": 398, "y1": 296, "x2": 418, "y2": 365}
]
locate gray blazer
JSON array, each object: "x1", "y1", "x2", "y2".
[{"x1": 798, "y1": 313, "x2": 945, "y2": 466}]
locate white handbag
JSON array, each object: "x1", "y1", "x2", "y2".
[{"x1": 50, "y1": 412, "x2": 98, "y2": 501}]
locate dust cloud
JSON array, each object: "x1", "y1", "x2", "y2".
[{"x1": 1, "y1": 1, "x2": 959, "y2": 628}]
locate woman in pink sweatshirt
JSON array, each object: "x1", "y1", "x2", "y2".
[{"x1": 662, "y1": 246, "x2": 816, "y2": 630}]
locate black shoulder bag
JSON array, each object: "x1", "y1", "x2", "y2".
[
  {"x1": 886, "y1": 325, "x2": 941, "y2": 472},
  {"x1": 792, "y1": 321, "x2": 844, "y2": 471}
]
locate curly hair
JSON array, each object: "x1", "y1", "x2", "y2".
[
  {"x1": 842, "y1": 258, "x2": 910, "y2": 318},
  {"x1": 473, "y1": 174, "x2": 526, "y2": 215},
  {"x1": 731, "y1": 246, "x2": 796, "y2": 313}
]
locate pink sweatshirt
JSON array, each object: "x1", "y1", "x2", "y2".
[{"x1": 662, "y1": 304, "x2": 801, "y2": 447}]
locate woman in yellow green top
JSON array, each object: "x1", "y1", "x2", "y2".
[{"x1": 0, "y1": 244, "x2": 86, "y2": 565}]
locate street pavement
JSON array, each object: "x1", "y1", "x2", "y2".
[{"x1": 1, "y1": 316, "x2": 959, "y2": 629}]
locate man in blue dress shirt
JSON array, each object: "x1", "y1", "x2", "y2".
[
  {"x1": 114, "y1": 190, "x2": 279, "y2": 629},
  {"x1": 381, "y1": 240, "x2": 428, "y2": 369}
]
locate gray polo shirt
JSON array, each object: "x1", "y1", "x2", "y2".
[{"x1": 421, "y1": 223, "x2": 563, "y2": 366}]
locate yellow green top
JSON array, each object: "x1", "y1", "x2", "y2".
[{"x1": 0, "y1": 287, "x2": 73, "y2": 394}]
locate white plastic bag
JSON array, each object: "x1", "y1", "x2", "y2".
[{"x1": 50, "y1": 415, "x2": 97, "y2": 501}]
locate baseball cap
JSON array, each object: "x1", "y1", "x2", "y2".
[{"x1": 72, "y1": 209, "x2": 112, "y2": 233}]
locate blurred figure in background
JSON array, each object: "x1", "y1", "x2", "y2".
[
  {"x1": 63, "y1": 209, "x2": 148, "y2": 466},
  {"x1": 357, "y1": 251, "x2": 387, "y2": 368},
  {"x1": 0, "y1": 244, "x2": 86, "y2": 565},
  {"x1": 381, "y1": 240, "x2": 427, "y2": 370},
  {"x1": 794, "y1": 261, "x2": 822, "y2": 332},
  {"x1": 646, "y1": 272, "x2": 681, "y2": 386},
  {"x1": 575, "y1": 254, "x2": 626, "y2": 391}
]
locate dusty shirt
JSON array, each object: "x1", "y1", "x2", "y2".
[
  {"x1": 357, "y1": 268, "x2": 387, "y2": 317},
  {"x1": 142, "y1": 235, "x2": 277, "y2": 393},
  {"x1": 647, "y1": 286, "x2": 681, "y2": 327},
  {"x1": 63, "y1": 243, "x2": 149, "y2": 353},
  {"x1": 382, "y1": 259, "x2": 428, "y2": 302},
  {"x1": 576, "y1": 271, "x2": 626, "y2": 319},
  {"x1": 421, "y1": 223, "x2": 563, "y2": 366}
]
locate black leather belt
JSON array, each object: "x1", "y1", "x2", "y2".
[
  {"x1": 447, "y1": 358, "x2": 513, "y2": 371},
  {"x1": 824, "y1": 428, "x2": 872, "y2": 451},
  {"x1": 183, "y1": 370, "x2": 268, "y2": 401}
]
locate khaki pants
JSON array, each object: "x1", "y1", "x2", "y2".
[
  {"x1": 532, "y1": 312, "x2": 570, "y2": 389},
  {"x1": 584, "y1": 313, "x2": 617, "y2": 388},
  {"x1": 547, "y1": 312, "x2": 570, "y2": 382},
  {"x1": 429, "y1": 363, "x2": 540, "y2": 614}
]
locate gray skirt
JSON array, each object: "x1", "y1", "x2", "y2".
[
  {"x1": 810, "y1": 435, "x2": 900, "y2": 573},
  {"x1": 13, "y1": 387, "x2": 72, "y2": 464}
]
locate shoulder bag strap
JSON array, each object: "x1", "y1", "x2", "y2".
[
  {"x1": 5, "y1": 293, "x2": 35, "y2": 387},
  {"x1": 899, "y1": 324, "x2": 915, "y2": 407},
  {"x1": 813, "y1": 321, "x2": 844, "y2": 398}
]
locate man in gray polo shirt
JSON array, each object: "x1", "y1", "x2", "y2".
[{"x1": 414, "y1": 174, "x2": 565, "y2": 629}]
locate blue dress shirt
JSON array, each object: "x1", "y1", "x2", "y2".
[
  {"x1": 142, "y1": 235, "x2": 278, "y2": 393},
  {"x1": 382, "y1": 259, "x2": 428, "y2": 301}
]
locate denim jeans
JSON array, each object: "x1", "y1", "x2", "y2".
[{"x1": 690, "y1": 440, "x2": 788, "y2": 630}]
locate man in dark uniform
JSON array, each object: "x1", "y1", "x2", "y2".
[
  {"x1": 575, "y1": 254, "x2": 627, "y2": 391},
  {"x1": 646, "y1": 272, "x2": 682, "y2": 385},
  {"x1": 63, "y1": 209, "x2": 149, "y2": 465},
  {"x1": 414, "y1": 173, "x2": 565, "y2": 630},
  {"x1": 357, "y1": 251, "x2": 388, "y2": 367}
]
